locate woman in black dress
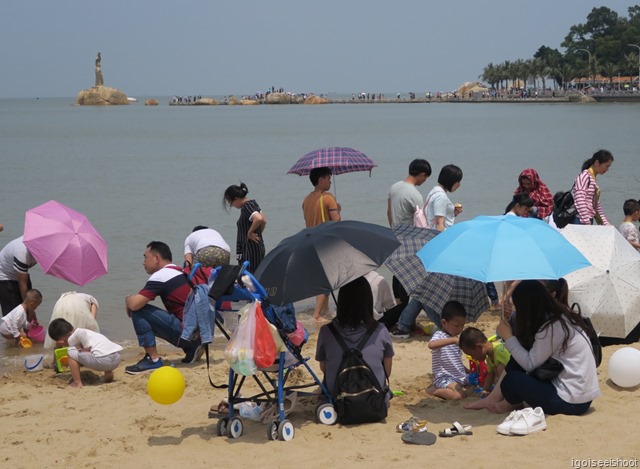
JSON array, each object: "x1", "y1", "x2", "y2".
[{"x1": 223, "y1": 183, "x2": 266, "y2": 273}]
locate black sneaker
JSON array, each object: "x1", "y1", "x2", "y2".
[
  {"x1": 182, "y1": 344, "x2": 205, "y2": 364},
  {"x1": 389, "y1": 325, "x2": 410, "y2": 339},
  {"x1": 125, "y1": 354, "x2": 164, "y2": 375}
]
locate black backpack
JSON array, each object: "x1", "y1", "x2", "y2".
[
  {"x1": 552, "y1": 190, "x2": 577, "y2": 228},
  {"x1": 328, "y1": 323, "x2": 388, "y2": 425}
]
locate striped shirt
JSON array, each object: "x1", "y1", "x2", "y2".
[
  {"x1": 571, "y1": 169, "x2": 608, "y2": 225},
  {"x1": 138, "y1": 265, "x2": 191, "y2": 320},
  {"x1": 430, "y1": 329, "x2": 466, "y2": 384},
  {"x1": 0, "y1": 237, "x2": 37, "y2": 282},
  {"x1": 236, "y1": 199, "x2": 265, "y2": 273}
]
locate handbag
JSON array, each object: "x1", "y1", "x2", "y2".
[
  {"x1": 571, "y1": 302, "x2": 602, "y2": 368},
  {"x1": 529, "y1": 357, "x2": 564, "y2": 381}
]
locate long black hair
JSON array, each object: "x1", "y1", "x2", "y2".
[
  {"x1": 511, "y1": 280, "x2": 592, "y2": 352},
  {"x1": 336, "y1": 276, "x2": 376, "y2": 329},
  {"x1": 581, "y1": 149, "x2": 613, "y2": 171}
]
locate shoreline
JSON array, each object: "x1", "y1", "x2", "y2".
[{"x1": 1, "y1": 310, "x2": 639, "y2": 468}]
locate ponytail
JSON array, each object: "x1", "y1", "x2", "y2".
[
  {"x1": 581, "y1": 149, "x2": 613, "y2": 171},
  {"x1": 223, "y1": 182, "x2": 249, "y2": 210}
]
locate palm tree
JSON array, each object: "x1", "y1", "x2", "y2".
[{"x1": 600, "y1": 62, "x2": 618, "y2": 89}]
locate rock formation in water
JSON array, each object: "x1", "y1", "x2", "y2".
[
  {"x1": 76, "y1": 52, "x2": 129, "y2": 105},
  {"x1": 304, "y1": 95, "x2": 329, "y2": 104}
]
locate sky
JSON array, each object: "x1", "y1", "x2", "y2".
[{"x1": 0, "y1": 1, "x2": 636, "y2": 98}]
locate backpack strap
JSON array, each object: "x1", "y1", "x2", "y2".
[
  {"x1": 327, "y1": 322, "x2": 377, "y2": 353},
  {"x1": 327, "y1": 322, "x2": 388, "y2": 389}
]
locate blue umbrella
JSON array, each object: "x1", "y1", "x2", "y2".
[{"x1": 416, "y1": 215, "x2": 591, "y2": 282}]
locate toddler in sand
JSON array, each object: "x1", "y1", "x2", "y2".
[
  {"x1": 48, "y1": 318, "x2": 123, "y2": 388},
  {"x1": 459, "y1": 327, "x2": 511, "y2": 411},
  {"x1": 426, "y1": 301, "x2": 468, "y2": 400},
  {"x1": 0, "y1": 289, "x2": 41, "y2": 346}
]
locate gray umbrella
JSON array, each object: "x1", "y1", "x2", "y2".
[
  {"x1": 384, "y1": 224, "x2": 489, "y2": 322},
  {"x1": 255, "y1": 220, "x2": 400, "y2": 306}
]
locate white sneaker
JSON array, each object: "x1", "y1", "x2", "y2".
[
  {"x1": 496, "y1": 408, "x2": 531, "y2": 435},
  {"x1": 509, "y1": 406, "x2": 547, "y2": 435}
]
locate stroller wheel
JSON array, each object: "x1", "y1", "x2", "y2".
[
  {"x1": 278, "y1": 419, "x2": 295, "y2": 441},
  {"x1": 228, "y1": 417, "x2": 243, "y2": 439},
  {"x1": 316, "y1": 403, "x2": 338, "y2": 425},
  {"x1": 216, "y1": 417, "x2": 229, "y2": 436},
  {"x1": 266, "y1": 420, "x2": 279, "y2": 441}
]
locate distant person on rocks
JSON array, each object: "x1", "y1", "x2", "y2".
[
  {"x1": 124, "y1": 241, "x2": 202, "y2": 375},
  {"x1": 183, "y1": 225, "x2": 231, "y2": 268},
  {"x1": 223, "y1": 183, "x2": 266, "y2": 273},
  {"x1": 0, "y1": 236, "x2": 37, "y2": 316},
  {"x1": 571, "y1": 150, "x2": 614, "y2": 225},
  {"x1": 514, "y1": 168, "x2": 554, "y2": 219}
]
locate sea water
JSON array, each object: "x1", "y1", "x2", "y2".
[{"x1": 1, "y1": 98, "x2": 639, "y2": 356}]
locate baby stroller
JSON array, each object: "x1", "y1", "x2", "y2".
[{"x1": 208, "y1": 262, "x2": 336, "y2": 441}]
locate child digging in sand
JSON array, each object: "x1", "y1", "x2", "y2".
[
  {"x1": 0, "y1": 289, "x2": 41, "y2": 346},
  {"x1": 426, "y1": 301, "x2": 468, "y2": 400},
  {"x1": 48, "y1": 318, "x2": 123, "y2": 388},
  {"x1": 459, "y1": 327, "x2": 510, "y2": 411}
]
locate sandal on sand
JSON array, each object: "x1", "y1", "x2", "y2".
[
  {"x1": 396, "y1": 416, "x2": 429, "y2": 433},
  {"x1": 208, "y1": 399, "x2": 239, "y2": 418},
  {"x1": 439, "y1": 421, "x2": 473, "y2": 437},
  {"x1": 401, "y1": 431, "x2": 437, "y2": 445},
  {"x1": 259, "y1": 392, "x2": 297, "y2": 423}
]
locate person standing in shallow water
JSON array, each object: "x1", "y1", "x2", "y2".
[{"x1": 223, "y1": 183, "x2": 266, "y2": 273}]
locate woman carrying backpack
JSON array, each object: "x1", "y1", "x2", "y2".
[
  {"x1": 315, "y1": 276, "x2": 394, "y2": 424},
  {"x1": 571, "y1": 150, "x2": 614, "y2": 225}
]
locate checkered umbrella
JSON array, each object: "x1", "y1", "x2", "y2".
[
  {"x1": 385, "y1": 224, "x2": 439, "y2": 294},
  {"x1": 384, "y1": 224, "x2": 489, "y2": 322},
  {"x1": 287, "y1": 147, "x2": 377, "y2": 176}
]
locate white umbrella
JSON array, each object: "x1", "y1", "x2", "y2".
[{"x1": 562, "y1": 225, "x2": 640, "y2": 338}]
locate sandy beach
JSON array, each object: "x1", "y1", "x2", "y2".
[{"x1": 1, "y1": 310, "x2": 638, "y2": 469}]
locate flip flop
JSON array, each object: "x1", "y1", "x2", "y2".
[
  {"x1": 401, "y1": 431, "x2": 437, "y2": 445},
  {"x1": 260, "y1": 391, "x2": 298, "y2": 423},
  {"x1": 439, "y1": 421, "x2": 473, "y2": 437}
]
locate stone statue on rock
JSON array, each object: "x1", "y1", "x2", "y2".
[
  {"x1": 95, "y1": 52, "x2": 104, "y2": 87},
  {"x1": 76, "y1": 52, "x2": 129, "y2": 105}
]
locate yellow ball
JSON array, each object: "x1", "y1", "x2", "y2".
[{"x1": 147, "y1": 366, "x2": 185, "y2": 405}]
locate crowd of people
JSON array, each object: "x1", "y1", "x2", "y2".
[{"x1": 1, "y1": 147, "x2": 638, "y2": 430}]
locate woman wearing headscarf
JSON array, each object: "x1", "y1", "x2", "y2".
[{"x1": 514, "y1": 168, "x2": 554, "y2": 219}]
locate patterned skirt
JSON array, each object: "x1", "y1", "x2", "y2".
[{"x1": 194, "y1": 246, "x2": 231, "y2": 268}]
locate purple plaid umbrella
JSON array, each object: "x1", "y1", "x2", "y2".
[{"x1": 287, "y1": 147, "x2": 377, "y2": 176}]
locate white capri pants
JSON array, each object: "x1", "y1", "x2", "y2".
[{"x1": 67, "y1": 348, "x2": 122, "y2": 372}]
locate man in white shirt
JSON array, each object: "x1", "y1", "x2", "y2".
[{"x1": 0, "y1": 237, "x2": 37, "y2": 316}]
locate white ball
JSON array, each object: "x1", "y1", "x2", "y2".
[{"x1": 608, "y1": 347, "x2": 640, "y2": 388}]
